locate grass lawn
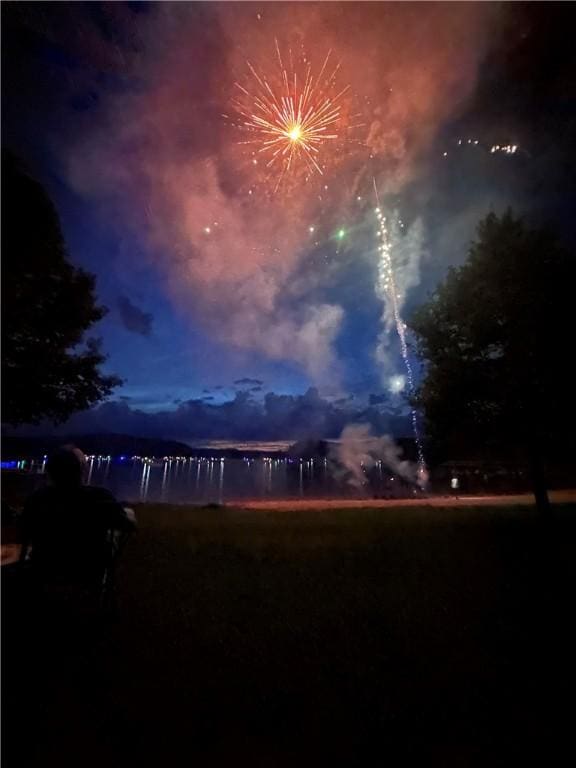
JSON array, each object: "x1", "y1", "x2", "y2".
[{"x1": 3, "y1": 503, "x2": 575, "y2": 767}]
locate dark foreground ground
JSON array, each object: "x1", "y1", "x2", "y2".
[{"x1": 3, "y1": 503, "x2": 576, "y2": 766}]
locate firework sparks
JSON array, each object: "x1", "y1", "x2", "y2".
[
  {"x1": 373, "y1": 179, "x2": 427, "y2": 484},
  {"x1": 231, "y1": 40, "x2": 351, "y2": 190}
]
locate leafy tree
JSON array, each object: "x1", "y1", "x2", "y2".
[
  {"x1": 410, "y1": 211, "x2": 575, "y2": 512},
  {"x1": 2, "y1": 150, "x2": 121, "y2": 425}
]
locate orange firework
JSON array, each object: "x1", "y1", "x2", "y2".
[{"x1": 230, "y1": 40, "x2": 351, "y2": 190}]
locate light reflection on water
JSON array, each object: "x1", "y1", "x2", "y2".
[
  {"x1": 14, "y1": 456, "x2": 415, "y2": 504},
  {"x1": 93, "y1": 456, "x2": 311, "y2": 504}
]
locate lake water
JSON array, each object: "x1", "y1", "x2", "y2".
[{"x1": 12, "y1": 455, "x2": 417, "y2": 504}]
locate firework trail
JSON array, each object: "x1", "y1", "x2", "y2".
[
  {"x1": 373, "y1": 178, "x2": 427, "y2": 484},
  {"x1": 230, "y1": 39, "x2": 353, "y2": 191}
]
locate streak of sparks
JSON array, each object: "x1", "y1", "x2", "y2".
[
  {"x1": 231, "y1": 40, "x2": 351, "y2": 191},
  {"x1": 373, "y1": 179, "x2": 427, "y2": 484}
]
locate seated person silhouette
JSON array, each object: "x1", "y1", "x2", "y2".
[{"x1": 20, "y1": 445, "x2": 135, "y2": 585}]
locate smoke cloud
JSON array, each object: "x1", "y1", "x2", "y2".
[{"x1": 332, "y1": 423, "x2": 421, "y2": 491}]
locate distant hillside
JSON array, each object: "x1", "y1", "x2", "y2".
[
  {"x1": 1, "y1": 433, "x2": 289, "y2": 460},
  {"x1": 1, "y1": 433, "x2": 195, "y2": 459},
  {"x1": 2, "y1": 433, "x2": 425, "y2": 462}
]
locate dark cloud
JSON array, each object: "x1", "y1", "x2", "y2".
[
  {"x1": 234, "y1": 378, "x2": 264, "y2": 387},
  {"x1": 333, "y1": 396, "x2": 354, "y2": 407},
  {"x1": 117, "y1": 296, "x2": 153, "y2": 337},
  {"x1": 369, "y1": 394, "x2": 388, "y2": 406},
  {"x1": 21, "y1": 388, "x2": 412, "y2": 442}
]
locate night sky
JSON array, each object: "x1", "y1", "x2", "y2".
[{"x1": 3, "y1": 2, "x2": 575, "y2": 441}]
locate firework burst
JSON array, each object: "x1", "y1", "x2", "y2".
[{"x1": 230, "y1": 40, "x2": 353, "y2": 191}]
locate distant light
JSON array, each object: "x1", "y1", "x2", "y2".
[
  {"x1": 357, "y1": 196, "x2": 362, "y2": 201},
  {"x1": 337, "y1": 229, "x2": 345, "y2": 239},
  {"x1": 204, "y1": 226, "x2": 211, "y2": 234},
  {"x1": 490, "y1": 143, "x2": 519, "y2": 155},
  {"x1": 389, "y1": 375, "x2": 406, "y2": 394},
  {"x1": 309, "y1": 226, "x2": 315, "y2": 233},
  {"x1": 443, "y1": 151, "x2": 448, "y2": 157}
]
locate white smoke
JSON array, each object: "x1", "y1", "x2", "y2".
[{"x1": 332, "y1": 423, "x2": 424, "y2": 491}]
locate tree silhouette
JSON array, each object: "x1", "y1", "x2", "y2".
[
  {"x1": 410, "y1": 211, "x2": 575, "y2": 512},
  {"x1": 2, "y1": 150, "x2": 121, "y2": 425}
]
